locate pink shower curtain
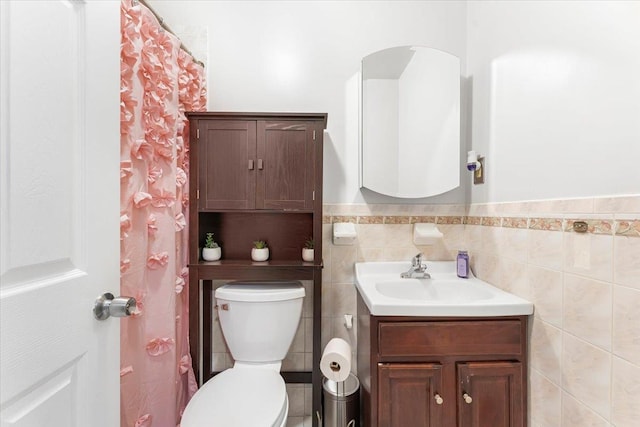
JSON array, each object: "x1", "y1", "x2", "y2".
[{"x1": 119, "y1": 0, "x2": 206, "y2": 425}]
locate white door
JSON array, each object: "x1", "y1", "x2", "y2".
[{"x1": 0, "y1": 1, "x2": 121, "y2": 426}]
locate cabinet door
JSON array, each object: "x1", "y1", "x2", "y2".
[
  {"x1": 457, "y1": 362, "x2": 524, "y2": 427},
  {"x1": 199, "y1": 120, "x2": 257, "y2": 210},
  {"x1": 257, "y1": 120, "x2": 315, "y2": 210},
  {"x1": 378, "y1": 363, "x2": 444, "y2": 427}
]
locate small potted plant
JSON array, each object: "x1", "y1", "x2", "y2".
[
  {"x1": 251, "y1": 240, "x2": 269, "y2": 262},
  {"x1": 302, "y1": 237, "x2": 314, "y2": 262},
  {"x1": 202, "y1": 233, "x2": 221, "y2": 261}
]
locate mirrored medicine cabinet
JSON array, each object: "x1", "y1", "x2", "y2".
[{"x1": 360, "y1": 46, "x2": 460, "y2": 198}]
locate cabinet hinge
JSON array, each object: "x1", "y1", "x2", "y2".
[
  {"x1": 312, "y1": 130, "x2": 316, "y2": 141},
  {"x1": 196, "y1": 189, "x2": 200, "y2": 199},
  {"x1": 312, "y1": 190, "x2": 315, "y2": 201},
  {"x1": 196, "y1": 128, "x2": 200, "y2": 139}
]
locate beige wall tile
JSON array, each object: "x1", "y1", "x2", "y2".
[
  {"x1": 528, "y1": 265, "x2": 563, "y2": 327},
  {"x1": 321, "y1": 283, "x2": 333, "y2": 318},
  {"x1": 563, "y1": 233, "x2": 613, "y2": 282},
  {"x1": 331, "y1": 282, "x2": 357, "y2": 317},
  {"x1": 613, "y1": 236, "x2": 640, "y2": 289},
  {"x1": 290, "y1": 319, "x2": 305, "y2": 353},
  {"x1": 211, "y1": 353, "x2": 233, "y2": 371},
  {"x1": 356, "y1": 224, "x2": 385, "y2": 248},
  {"x1": 464, "y1": 224, "x2": 483, "y2": 253},
  {"x1": 499, "y1": 259, "x2": 530, "y2": 299},
  {"x1": 500, "y1": 227, "x2": 529, "y2": 262},
  {"x1": 529, "y1": 229, "x2": 564, "y2": 270},
  {"x1": 301, "y1": 282, "x2": 313, "y2": 318},
  {"x1": 286, "y1": 384, "x2": 306, "y2": 416},
  {"x1": 356, "y1": 247, "x2": 385, "y2": 262},
  {"x1": 562, "y1": 392, "x2": 609, "y2": 427},
  {"x1": 383, "y1": 246, "x2": 422, "y2": 261},
  {"x1": 530, "y1": 369, "x2": 562, "y2": 426},
  {"x1": 613, "y1": 285, "x2": 640, "y2": 365},
  {"x1": 472, "y1": 252, "x2": 500, "y2": 286},
  {"x1": 282, "y1": 351, "x2": 305, "y2": 371},
  {"x1": 304, "y1": 318, "x2": 313, "y2": 353},
  {"x1": 611, "y1": 356, "x2": 640, "y2": 427},
  {"x1": 383, "y1": 224, "x2": 413, "y2": 247},
  {"x1": 480, "y1": 224, "x2": 502, "y2": 256},
  {"x1": 562, "y1": 333, "x2": 611, "y2": 419},
  {"x1": 330, "y1": 245, "x2": 357, "y2": 284},
  {"x1": 563, "y1": 274, "x2": 612, "y2": 350},
  {"x1": 530, "y1": 317, "x2": 562, "y2": 385},
  {"x1": 594, "y1": 194, "x2": 640, "y2": 213}
]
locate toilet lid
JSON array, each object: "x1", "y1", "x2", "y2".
[{"x1": 181, "y1": 367, "x2": 287, "y2": 427}]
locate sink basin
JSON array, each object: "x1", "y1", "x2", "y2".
[
  {"x1": 375, "y1": 279, "x2": 493, "y2": 302},
  {"x1": 355, "y1": 261, "x2": 533, "y2": 317}
]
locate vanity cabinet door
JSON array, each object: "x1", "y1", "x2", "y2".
[
  {"x1": 378, "y1": 363, "x2": 444, "y2": 427},
  {"x1": 257, "y1": 120, "x2": 316, "y2": 210},
  {"x1": 457, "y1": 361, "x2": 524, "y2": 427},
  {"x1": 198, "y1": 120, "x2": 257, "y2": 210}
]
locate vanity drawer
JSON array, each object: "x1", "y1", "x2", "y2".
[{"x1": 378, "y1": 320, "x2": 523, "y2": 357}]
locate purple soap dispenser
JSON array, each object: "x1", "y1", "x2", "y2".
[{"x1": 457, "y1": 250, "x2": 469, "y2": 278}]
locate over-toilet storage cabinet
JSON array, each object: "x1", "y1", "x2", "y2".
[
  {"x1": 358, "y1": 295, "x2": 528, "y2": 427},
  {"x1": 187, "y1": 112, "x2": 326, "y2": 427}
]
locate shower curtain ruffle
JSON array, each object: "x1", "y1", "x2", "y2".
[{"x1": 119, "y1": 0, "x2": 206, "y2": 425}]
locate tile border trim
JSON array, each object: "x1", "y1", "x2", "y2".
[{"x1": 323, "y1": 215, "x2": 639, "y2": 237}]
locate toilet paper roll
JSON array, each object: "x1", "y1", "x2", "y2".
[{"x1": 320, "y1": 338, "x2": 352, "y2": 382}]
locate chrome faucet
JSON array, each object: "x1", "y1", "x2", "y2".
[{"x1": 400, "y1": 253, "x2": 431, "y2": 279}]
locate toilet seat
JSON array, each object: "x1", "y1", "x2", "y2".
[{"x1": 181, "y1": 366, "x2": 288, "y2": 427}]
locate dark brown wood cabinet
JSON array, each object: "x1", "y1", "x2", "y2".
[
  {"x1": 378, "y1": 363, "x2": 444, "y2": 427},
  {"x1": 358, "y1": 295, "x2": 528, "y2": 427},
  {"x1": 198, "y1": 118, "x2": 317, "y2": 211},
  {"x1": 457, "y1": 362, "x2": 524, "y2": 427},
  {"x1": 187, "y1": 112, "x2": 327, "y2": 427}
]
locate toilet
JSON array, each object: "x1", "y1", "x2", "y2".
[{"x1": 181, "y1": 281, "x2": 305, "y2": 427}]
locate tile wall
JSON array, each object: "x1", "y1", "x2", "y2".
[
  {"x1": 212, "y1": 195, "x2": 640, "y2": 427},
  {"x1": 463, "y1": 195, "x2": 640, "y2": 427}
]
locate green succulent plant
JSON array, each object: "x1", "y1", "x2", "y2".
[
  {"x1": 252, "y1": 240, "x2": 268, "y2": 249},
  {"x1": 204, "y1": 233, "x2": 219, "y2": 249},
  {"x1": 304, "y1": 237, "x2": 315, "y2": 249}
]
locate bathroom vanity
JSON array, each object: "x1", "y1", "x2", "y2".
[{"x1": 355, "y1": 261, "x2": 532, "y2": 427}]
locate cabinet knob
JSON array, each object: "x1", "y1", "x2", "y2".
[
  {"x1": 463, "y1": 392, "x2": 473, "y2": 404},
  {"x1": 434, "y1": 393, "x2": 444, "y2": 405}
]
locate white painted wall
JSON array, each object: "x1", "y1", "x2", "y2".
[
  {"x1": 148, "y1": 0, "x2": 468, "y2": 204},
  {"x1": 467, "y1": 0, "x2": 640, "y2": 203}
]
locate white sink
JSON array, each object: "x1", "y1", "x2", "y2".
[{"x1": 355, "y1": 261, "x2": 534, "y2": 317}]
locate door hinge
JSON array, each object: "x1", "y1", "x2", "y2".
[
  {"x1": 196, "y1": 189, "x2": 200, "y2": 199},
  {"x1": 196, "y1": 128, "x2": 200, "y2": 139},
  {"x1": 312, "y1": 130, "x2": 316, "y2": 141},
  {"x1": 312, "y1": 190, "x2": 315, "y2": 201}
]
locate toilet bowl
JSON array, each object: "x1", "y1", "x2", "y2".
[
  {"x1": 181, "y1": 281, "x2": 305, "y2": 427},
  {"x1": 181, "y1": 364, "x2": 288, "y2": 427}
]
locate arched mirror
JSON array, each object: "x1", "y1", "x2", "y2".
[{"x1": 360, "y1": 46, "x2": 460, "y2": 198}]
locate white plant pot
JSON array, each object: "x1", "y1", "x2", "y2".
[
  {"x1": 302, "y1": 248, "x2": 314, "y2": 262},
  {"x1": 251, "y1": 247, "x2": 269, "y2": 262},
  {"x1": 202, "y1": 247, "x2": 221, "y2": 261}
]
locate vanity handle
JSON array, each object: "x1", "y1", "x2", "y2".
[
  {"x1": 248, "y1": 159, "x2": 254, "y2": 170},
  {"x1": 257, "y1": 159, "x2": 263, "y2": 170},
  {"x1": 434, "y1": 393, "x2": 444, "y2": 405},
  {"x1": 463, "y1": 392, "x2": 473, "y2": 404}
]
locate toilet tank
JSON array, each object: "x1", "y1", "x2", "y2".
[{"x1": 215, "y1": 281, "x2": 305, "y2": 363}]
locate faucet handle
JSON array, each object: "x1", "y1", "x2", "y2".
[{"x1": 412, "y1": 253, "x2": 424, "y2": 267}]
